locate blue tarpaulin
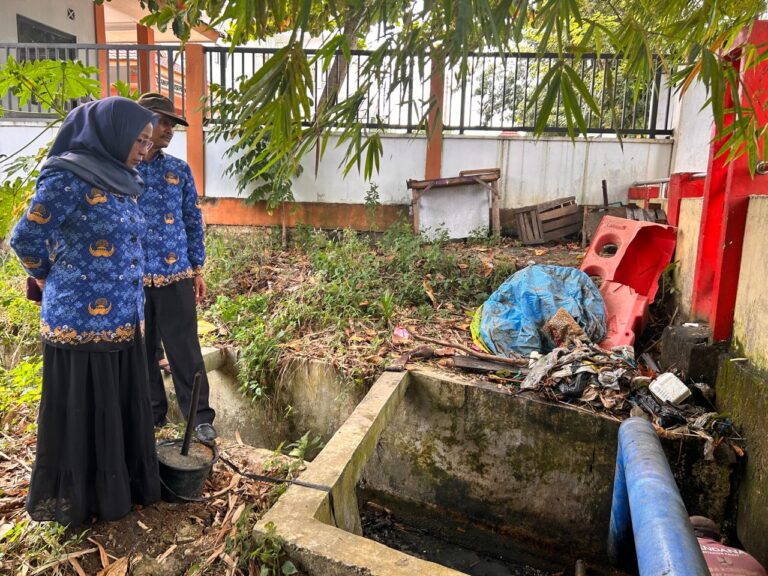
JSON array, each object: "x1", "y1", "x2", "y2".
[{"x1": 478, "y1": 265, "x2": 606, "y2": 356}]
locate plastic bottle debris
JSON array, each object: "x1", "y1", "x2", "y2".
[
  {"x1": 649, "y1": 373, "x2": 691, "y2": 405},
  {"x1": 632, "y1": 388, "x2": 687, "y2": 428}
]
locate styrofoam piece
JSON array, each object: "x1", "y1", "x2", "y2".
[{"x1": 649, "y1": 373, "x2": 691, "y2": 405}]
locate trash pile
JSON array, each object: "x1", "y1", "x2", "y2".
[
  {"x1": 517, "y1": 341, "x2": 737, "y2": 448},
  {"x1": 393, "y1": 248, "x2": 741, "y2": 452},
  {"x1": 473, "y1": 264, "x2": 606, "y2": 356}
]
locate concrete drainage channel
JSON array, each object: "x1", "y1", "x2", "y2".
[{"x1": 251, "y1": 368, "x2": 735, "y2": 576}]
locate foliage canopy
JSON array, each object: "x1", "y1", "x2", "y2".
[
  {"x1": 0, "y1": 57, "x2": 101, "y2": 238},
  {"x1": 95, "y1": 1, "x2": 768, "y2": 180}
]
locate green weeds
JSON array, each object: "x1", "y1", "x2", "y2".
[
  {"x1": 0, "y1": 355, "x2": 42, "y2": 432},
  {"x1": 0, "y1": 519, "x2": 87, "y2": 575},
  {"x1": 204, "y1": 223, "x2": 517, "y2": 401},
  {"x1": 0, "y1": 253, "x2": 40, "y2": 368},
  {"x1": 204, "y1": 229, "x2": 283, "y2": 298},
  {"x1": 226, "y1": 519, "x2": 298, "y2": 576}
]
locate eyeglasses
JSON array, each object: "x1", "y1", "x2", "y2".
[{"x1": 135, "y1": 137, "x2": 154, "y2": 152}]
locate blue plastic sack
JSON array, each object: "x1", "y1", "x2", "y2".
[{"x1": 478, "y1": 264, "x2": 606, "y2": 356}]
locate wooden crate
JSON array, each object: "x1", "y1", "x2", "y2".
[{"x1": 513, "y1": 196, "x2": 582, "y2": 245}]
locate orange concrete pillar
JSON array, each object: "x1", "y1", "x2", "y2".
[
  {"x1": 93, "y1": 2, "x2": 108, "y2": 98},
  {"x1": 425, "y1": 52, "x2": 445, "y2": 179},
  {"x1": 185, "y1": 44, "x2": 206, "y2": 196},
  {"x1": 136, "y1": 24, "x2": 155, "y2": 94}
]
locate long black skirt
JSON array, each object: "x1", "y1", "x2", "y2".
[{"x1": 26, "y1": 338, "x2": 161, "y2": 526}]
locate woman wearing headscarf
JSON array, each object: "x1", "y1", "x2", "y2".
[{"x1": 10, "y1": 97, "x2": 161, "y2": 526}]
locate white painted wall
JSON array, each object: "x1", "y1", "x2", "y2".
[
  {"x1": 205, "y1": 131, "x2": 673, "y2": 208},
  {"x1": 163, "y1": 130, "x2": 187, "y2": 160},
  {"x1": 205, "y1": 132, "x2": 422, "y2": 204},
  {"x1": 446, "y1": 135, "x2": 673, "y2": 207},
  {"x1": 1, "y1": 1, "x2": 95, "y2": 43},
  {"x1": 0, "y1": 120, "x2": 188, "y2": 173},
  {"x1": 0, "y1": 121, "x2": 59, "y2": 160},
  {"x1": 670, "y1": 81, "x2": 713, "y2": 174},
  {"x1": 2, "y1": 119, "x2": 671, "y2": 209}
]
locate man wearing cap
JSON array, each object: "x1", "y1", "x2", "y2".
[
  {"x1": 690, "y1": 516, "x2": 766, "y2": 576},
  {"x1": 137, "y1": 92, "x2": 216, "y2": 443}
]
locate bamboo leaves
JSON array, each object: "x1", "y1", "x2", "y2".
[{"x1": 141, "y1": 0, "x2": 768, "y2": 179}]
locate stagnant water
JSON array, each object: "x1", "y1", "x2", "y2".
[{"x1": 358, "y1": 490, "x2": 570, "y2": 576}]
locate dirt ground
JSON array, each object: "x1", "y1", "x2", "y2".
[{"x1": 1, "y1": 441, "x2": 296, "y2": 576}]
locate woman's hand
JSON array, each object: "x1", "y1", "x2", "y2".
[{"x1": 194, "y1": 275, "x2": 206, "y2": 304}]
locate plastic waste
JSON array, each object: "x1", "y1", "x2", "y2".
[
  {"x1": 478, "y1": 265, "x2": 607, "y2": 356},
  {"x1": 599, "y1": 368, "x2": 626, "y2": 390},
  {"x1": 557, "y1": 371, "x2": 592, "y2": 398},
  {"x1": 632, "y1": 388, "x2": 687, "y2": 428}
]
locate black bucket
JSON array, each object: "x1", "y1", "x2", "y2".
[{"x1": 156, "y1": 439, "x2": 218, "y2": 503}]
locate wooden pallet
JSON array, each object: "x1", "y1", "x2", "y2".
[{"x1": 512, "y1": 196, "x2": 582, "y2": 245}]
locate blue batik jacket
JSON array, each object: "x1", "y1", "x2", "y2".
[
  {"x1": 136, "y1": 152, "x2": 205, "y2": 287},
  {"x1": 10, "y1": 168, "x2": 147, "y2": 350}
]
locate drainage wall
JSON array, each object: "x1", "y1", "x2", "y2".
[
  {"x1": 361, "y1": 369, "x2": 736, "y2": 562},
  {"x1": 164, "y1": 349, "x2": 367, "y2": 449},
  {"x1": 673, "y1": 195, "x2": 768, "y2": 566}
]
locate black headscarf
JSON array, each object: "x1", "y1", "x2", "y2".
[{"x1": 43, "y1": 96, "x2": 158, "y2": 197}]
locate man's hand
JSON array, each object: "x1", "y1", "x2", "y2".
[{"x1": 194, "y1": 275, "x2": 207, "y2": 304}]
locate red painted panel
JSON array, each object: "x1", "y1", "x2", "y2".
[
  {"x1": 691, "y1": 21, "x2": 768, "y2": 340},
  {"x1": 667, "y1": 173, "x2": 705, "y2": 227},
  {"x1": 627, "y1": 185, "x2": 661, "y2": 209}
]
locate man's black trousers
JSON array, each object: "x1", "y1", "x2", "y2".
[{"x1": 144, "y1": 278, "x2": 215, "y2": 427}]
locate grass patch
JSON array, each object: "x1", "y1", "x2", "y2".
[
  {"x1": 0, "y1": 250, "x2": 42, "y2": 432},
  {"x1": 0, "y1": 252, "x2": 40, "y2": 368},
  {"x1": 203, "y1": 222, "x2": 518, "y2": 400},
  {"x1": 0, "y1": 520, "x2": 88, "y2": 575}
]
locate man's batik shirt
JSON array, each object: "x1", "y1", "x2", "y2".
[{"x1": 136, "y1": 151, "x2": 205, "y2": 287}]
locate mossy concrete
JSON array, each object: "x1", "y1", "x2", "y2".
[
  {"x1": 716, "y1": 358, "x2": 768, "y2": 566},
  {"x1": 165, "y1": 350, "x2": 365, "y2": 449},
  {"x1": 732, "y1": 196, "x2": 768, "y2": 373},
  {"x1": 255, "y1": 370, "x2": 464, "y2": 575},
  {"x1": 361, "y1": 368, "x2": 734, "y2": 562},
  {"x1": 254, "y1": 368, "x2": 736, "y2": 575}
]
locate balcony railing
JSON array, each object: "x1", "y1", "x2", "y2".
[{"x1": 0, "y1": 43, "x2": 186, "y2": 118}]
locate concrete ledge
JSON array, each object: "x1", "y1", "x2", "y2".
[
  {"x1": 202, "y1": 346, "x2": 228, "y2": 372},
  {"x1": 660, "y1": 325, "x2": 727, "y2": 384},
  {"x1": 254, "y1": 370, "x2": 464, "y2": 575},
  {"x1": 166, "y1": 350, "x2": 366, "y2": 450},
  {"x1": 716, "y1": 358, "x2": 768, "y2": 566}
]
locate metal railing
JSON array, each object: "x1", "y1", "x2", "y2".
[
  {"x1": 205, "y1": 47, "x2": 673, "y2": 137},
  {"x1": 204, "y1": 46, "x2": 431, "y2": 131},
  {"x1": 443, "y1": 52, "x2": 671, "y2": 136},
  {"x1": 0, "y1": 43, "x2": 673, "y2": 137},
  {"x1": 0, "y1": 43, "x2": 186, "y2": 118}
]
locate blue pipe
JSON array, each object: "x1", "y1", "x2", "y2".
[{"x1": 608, "y1": 417, "x2": 710, "y2": 576}]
